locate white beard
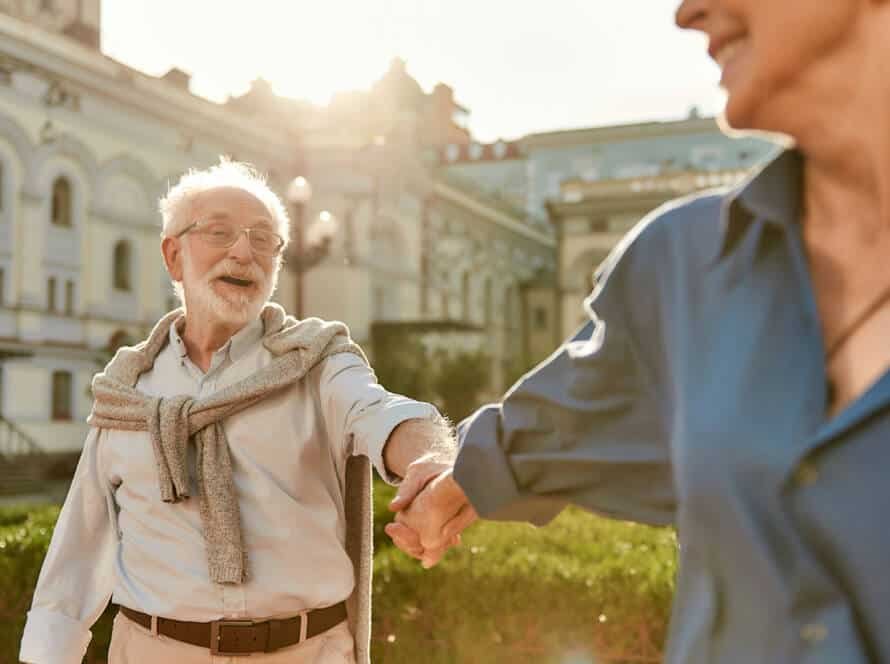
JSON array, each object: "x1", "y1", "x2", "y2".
[{"x1": 178, "y1": 248, "x2": 278, "y2": 327}]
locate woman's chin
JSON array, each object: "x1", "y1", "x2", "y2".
[
  {"x1": 721, "y1": 85, "x2": 793, "y2": 138},
  {"x1": 721, "y1": 92, "x2": 757, "y2": 132}
]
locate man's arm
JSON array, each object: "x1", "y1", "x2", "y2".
[
  {"x1": 382, "y1": 415, "x2": 455, "y2": 480},
  {"x1": 382, "y1": 416, "x2": 470, "y2": 567},
  {"x1": 19, "y1": 428, "x2": 119, "y2": 664},
  {"x1": 317, "y1": 352, "x2": 465, "y2": 565},
  {"x1": 319, "y1": 353, "x2": 445, "y2": 482}
]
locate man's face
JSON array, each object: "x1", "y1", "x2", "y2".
[
  {"x1": 174, "y1": 187, "x2": 281, "y2": 327},
  {"x1": 675, "y1": 0, "x2": 866, "y2": 132}
]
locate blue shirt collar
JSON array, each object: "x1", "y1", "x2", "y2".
[{"x1": 713, "y1": 147, "x2": 803, "y2": 265}]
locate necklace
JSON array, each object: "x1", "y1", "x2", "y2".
[{"x1": 825, "y1": 282, "x2": 890, "y2": 361}]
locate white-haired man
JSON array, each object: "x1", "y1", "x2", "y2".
[{"x1": 19, "y1": 159, "x2": 455, "y2": 664}]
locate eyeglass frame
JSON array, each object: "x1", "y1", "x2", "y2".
[{"x1": 175, "y1": 219, "x2": 286, "y2": 257}]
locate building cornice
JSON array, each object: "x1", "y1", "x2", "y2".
[
  {"x1": 520, "y1": 117, "x2": 723, "y2": 149},
  {"x1": 0, "y1": 13, "x2": 297, "y2": 166},
  {"x1": 434, "y1": 181, "x2": 555, "y2": 248}
]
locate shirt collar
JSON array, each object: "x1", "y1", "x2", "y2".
[
  {"x1": 713, "y1": 147, "x2": 803, "y2": 265},
  {"x1": 228, "y1": 316, "x2": 265, "y2": 362},
  {"x1": 168, "y1": 315, "x2": 265, "y2": 366}
]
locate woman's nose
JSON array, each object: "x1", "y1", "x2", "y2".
[{"x1": 675, "y1": 0, "x2": 710, "y2": 30}]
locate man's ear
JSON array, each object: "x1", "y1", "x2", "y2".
[{"x1": 161, "y1": 236, "x2": 183, "y2": 282}]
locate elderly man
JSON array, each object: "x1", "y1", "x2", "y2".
[{"x1": 19, "y1": 159, "x2": 454, "y2": 664}]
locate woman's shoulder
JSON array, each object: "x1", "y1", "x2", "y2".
[
  {"x1": 604, "y1": 187, "x2": 731, "y2": 279},
  {"x1": 635, "y1": 188, "x2": 727, "y2": 252}
]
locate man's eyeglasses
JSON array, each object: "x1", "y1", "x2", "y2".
[{"x1": 176, "y1": 220, "x2": 285, "y2": 257}]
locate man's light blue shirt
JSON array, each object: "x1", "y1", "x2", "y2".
[{"x1": 456, "y1": 150, "x2": 889, "y2": 663}]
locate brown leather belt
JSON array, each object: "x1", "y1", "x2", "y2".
[{"x1": 118, "y1": 601, "x2": 347, "y2": 655}]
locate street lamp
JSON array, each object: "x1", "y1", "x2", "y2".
[
  {"x1": 285, "y1": 176, "x2": 339, "y2": 319},
  {"x1": 286, "y1": 176, "x2": 312, "y2": 318}
]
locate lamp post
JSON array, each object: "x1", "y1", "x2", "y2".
[
  {"x1": 286, "y1": 176, "x2": 312, "y2": 319},
  {"x1": 286, "y1": 176, "x2": 339, "y2": 319}
]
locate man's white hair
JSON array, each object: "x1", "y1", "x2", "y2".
[
  {"x1": 159, "y1": 157, "x2": 290, "y2": 242},
  {"x1": 159, "y1": 157, "x2": 289, "y2": 309}
]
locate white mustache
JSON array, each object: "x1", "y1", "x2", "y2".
[{"x1": 206, "y1": 261, "x2": 265, "y2": 284}]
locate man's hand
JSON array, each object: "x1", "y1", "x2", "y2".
[{"x1": 386, "y1": 466, "x2": 478, "y2": 568}]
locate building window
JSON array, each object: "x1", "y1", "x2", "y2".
[
  {"x1": 373, "y1": 285, "x2": 385, "y2": 320},
  {"x1": 47, "y1": 276, "x2": 56, "y2": 311},
  {"x1": 51, "y1": 177, "x2": 72, "y2": 227},
  {"x1": 64, "y1": 280, "x2": 74, "y2": 315},
  {"x1": 590, "y1": 217, "x2": 609, "y2": 232},
  {"x1": 113, "y1": 241, "x2": 132, "y2": 291},
  {"x1": 534, "y1": 306, "x2": 548, "y2": 331},
  {"x1": 461, "y1": 273, "x2": 471, "y2": 321},
  {"x1": 483, "y1": 278, "x2": 492, "y2": 327},
  {"x1": 504, "y1": 286, "x2": 515, "y2": 331},
  {"x1": 51, "y1": 370, "x2": 72, "y2": 420}
]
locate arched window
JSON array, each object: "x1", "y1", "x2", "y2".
[
  {"x1": 51, "y1": 370, "x2": 72, "y2": 420},
  {"x1": 51, "y1": 176, "x2": 72, "y2": 227},
  {"x1": 113, "y1": 240, "x2": 131, "y2": 291}
]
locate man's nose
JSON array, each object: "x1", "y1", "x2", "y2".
[
  {"x1": 227, "y1": 230, "x2": 254, "y2": 262},
  {"x1": 675, "y1": 0, "x2": 709, "y2": 30}
]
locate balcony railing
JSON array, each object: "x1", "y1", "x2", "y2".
[{"x1": 0, "y1": 414, "x2": 45, "y2": 458}]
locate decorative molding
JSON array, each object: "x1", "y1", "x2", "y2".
[
  {"x1": 28, "y1": 132, "x2": 99, "y2": 189},
  {"x1": 434, "y1": 181, "x2": 555, "y2": 247},
  {"x1": 0, "y1": 112, "x2": 35, "y2": 175}
]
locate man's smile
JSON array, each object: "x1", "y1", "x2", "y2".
[{"x1": 217, "y1": 275, "x2": 254, "y2": 288}]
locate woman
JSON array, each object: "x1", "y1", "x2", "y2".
[{"x1": 388, "y1": 1, "x2": 890, "y2": 662}]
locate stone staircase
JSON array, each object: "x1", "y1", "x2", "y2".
[{"x1": 0, "y1": 415, "x2": 53, "y2": 496}]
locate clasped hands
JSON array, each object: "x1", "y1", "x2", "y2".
[{"x1": 385, "y1": 455, "x2": 478, "y2": 568}]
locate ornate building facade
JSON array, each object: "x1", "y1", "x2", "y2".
[
  {"x1": 0, "y1": 3, "x2": 780, "y2": 461},
  {"x1": 0, "y1": 12, "x2": 557, "y2": 456},
  {"x1": 0, "y1": 3, "x2": 298, "y2": 454},
  {"x1": 438, "y1": 117, "x2": 779, "y2": 338}
]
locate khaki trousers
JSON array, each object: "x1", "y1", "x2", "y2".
[{"x1": 107, "y1": 610, "x2": 356, "y2": 664}]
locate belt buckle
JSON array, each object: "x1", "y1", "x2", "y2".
[{"x1": 210, "y1": 619, "x2": 260, "y2": 656}]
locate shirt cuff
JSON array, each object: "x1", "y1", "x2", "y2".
[
  {"x1": 19, "y1": 606, "x2": 92, "y2": 664},
  {"x1": 455, "y1": 405, "x2": 563, "y2": 526},
  {"x1": 359, "y1": 400, "x2": 440, "y2": 485}
]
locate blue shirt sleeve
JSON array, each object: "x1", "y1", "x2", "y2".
[{"x1": 454, "y1": 232, "x2": 674, "y2": 527}]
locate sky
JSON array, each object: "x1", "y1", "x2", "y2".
[{"x1": 101, "y1": 0, "x2": 727, "y2": 143}]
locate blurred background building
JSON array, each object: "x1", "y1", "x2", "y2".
[{"x1": 0, "y1": 1, "x2": 776, "y2": 487}]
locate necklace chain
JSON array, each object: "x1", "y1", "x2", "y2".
[{"x1": 825, "y1": 283, "x2": 890, "y2": 360}]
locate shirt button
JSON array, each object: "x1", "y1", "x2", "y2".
[
  {"x1": 792, "y1": 460, "x2": 819, "y2": 487},
  {"x1": 800, "y1": 622, "x2": 828, "y2": 644}
]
